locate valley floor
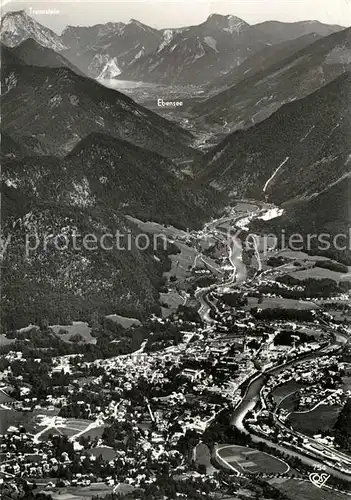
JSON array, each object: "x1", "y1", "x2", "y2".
[{"x1": 2, "y1": 201, "x2": 351, "y2": 499}]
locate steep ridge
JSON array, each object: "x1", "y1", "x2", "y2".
[
  {"x1": 206, "y1": 33, "x2": 322, "y2": 92},
  {"x1": 253, "y1": 19, "x2": 344, "y2": 41},
  {"x1": 257, "y1": 175, "x2": 351, "y2": 264},
  {"x1": 8, "y1": 38, "x2": 84, "y2": 75},
  {"x1": 60, "y1": 21, "x2": 126, "y2": 50},
  {"x1": 196, "y1": 71, "x2": 351, "y2": 205},
  {"x1": 193, "y1": 27, "x2": 351, "y2": 130},
  {"x1": 1, "y1": 61, "x2": 197, "y2": 159}
]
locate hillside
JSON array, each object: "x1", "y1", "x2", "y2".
[
  {"x1": 1, "y1": 131, "x2": 215, "y2": 330},
  {"x1": 0, "y1": 131, "x2": 32, "y2": 158},
  {"x1": 65, "y1": 132, "x2": 211, "y2": 227},
  {"x1": 193, "y1": 27, "x2": 351, "y2": 131},
  {"x1": 1, "y1": 179, "x2": 172, "y2": 330},
  {"x1": 253, "y1": 19, "x2": 343, "y2": 41},
  {"x1": 206, "y1": 33, "x2": 322, "y2": 92},
  {"x1": 256, "y1": 175, "x2": 351, "y2": 264},
  {"x1": 10, "y1": 38, "x2": 84, "y2": 75},
  {"x1": 196, "y1": 71, "x2": 351, "y2": 205},
  {"x1": 1, "y1": 61, "x2": 197, "y2": 160}
]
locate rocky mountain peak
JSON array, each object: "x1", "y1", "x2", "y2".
[
  {"x1": 205, "y1": 13, "x2": 249, "y2": 33},
  {"x1": 1, "y1": 10, "x2": 67, "y2": 50},
  {"x1": 126, "y1": 18, "x2": 156, "y2": 33}
]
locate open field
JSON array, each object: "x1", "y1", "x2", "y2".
[
  {"x1": 342, "y1": 376, "x2": 351, "y2": 392},
  {"x1": 50, "y1": 322, "x2": 96, "y2": 344},
  {"x1": 44, "y1": 482, "x2": 115, "y2": 500},
  {"x1": 56, "y1": 427, "x2": 80, "y2": 438},
  {"x1": 298, "y1": 326, "x2": 324, "y2": 338},
  {"x1": 247, "y1": 297, "x2": 318, "y2": 310},
  {"x1": 104, "y1": 314, "x2": 141, "y2": 328},
  {"x1": 0, "y1": 408, "x2": 59, "y2": 436},
  {"x1": 276, "y1": 251, "x2": 330, "y2": 262},
  {"x1": 87, "y1": 446, "x2": 117, "y2": 461},
  {"x1": 125, "y1": 216, "x2": 189, "y2": 241},
  {"x1": 288, "y1": 267, "x2": 350, "y2": 284},
  {"x1": 160, "y1": 290, "x2": 184, "y2": 317},
  {"x1": 263, "y1": 262, "x2": 301, "y2": 277},
  {"x1": 0, "y1": 334, "x2": 15, "y2": 346},
  {"x1": 79, "y1": 425, "x2": 106, "y2": 440},
  {"x1": 326, "y1": 308, "x2": 351, "y2": 323},
  {"x1": 164, "y1": 242, "x2": 198, "y2": 280},
  {"x1": 216, "y1": 444, "x2": 289, "y2": 475},
  {"x1": 36, "y1": 417, "x2": 94, "y2": 441},
  {"x1": 271, "y1": 382, "x2": 305, "y2": 406},
  {"x1": 195, "y1": 443, "x2": 211, "y2": 467},
  {"x1": 47, "y1": 494, "x2": 87, "y2": 500},
  {"x1": 45, "y1": 481, "x2": 134, "y2": 499},
  {"x1": 51, "y1": 419, "x2": 93, "y2": 438},
  {"x1": 274, "y1": 478, "x2": 350, "y2": 500},
  {"x1": 287, "y1": 405, "x2": 341, "y2": 436},
  {"x1": 62, "y1": 419, "x2": 96, "y2": 431}
]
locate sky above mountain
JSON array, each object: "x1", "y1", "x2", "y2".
[{"x1": 2, "y1": 0, "x2": 350, "y2": 33}]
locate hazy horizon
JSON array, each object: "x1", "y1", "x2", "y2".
[{"x1": 1, "y1": 0, "x2": 350, "y2": 34}]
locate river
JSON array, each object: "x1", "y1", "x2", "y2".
[{"x1": 197, "y1": 202, "x2": 351, "y2": 483}]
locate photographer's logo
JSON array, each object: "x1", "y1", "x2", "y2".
[{"x1": 309, "y1": 472, "x2": 330, "y2": 489}]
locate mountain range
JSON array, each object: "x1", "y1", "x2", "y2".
[
  {"x1": 0, "y1": 10, "x2": 344, "y2": 84},
  {"x1": 120, "y1": 16, "x2": 344, "y2": 85},
  {"x1": 117, "y1": 14, "x2": 252, "y2": 85}
]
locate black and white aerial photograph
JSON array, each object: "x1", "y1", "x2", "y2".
[{"x1": 0, "y1": 0, "x2": 351, "y2": 498}]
